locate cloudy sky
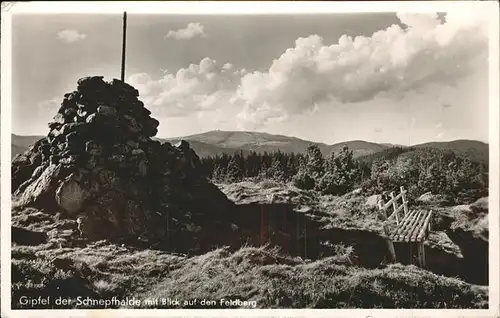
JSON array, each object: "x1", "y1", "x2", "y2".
[{"x1": 12, "y1": 11, "x2": 490, "y2": 145}]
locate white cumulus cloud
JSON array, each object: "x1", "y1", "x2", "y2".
[
  {"x1": 233, "y1": 11, "x2": 489, "y2": 128},
  {"x1": 128, "y1": 57, "x2": 242, "y2": 119},
  {"x1": 57, "y1": 29, "x2": 87, "y2": 43},
  {"x1": 166, "y1": 23, "x2": 206, "y2": 40},
  {"x1": 128, "y1": 10, "x2": 489, "y2": 131}
]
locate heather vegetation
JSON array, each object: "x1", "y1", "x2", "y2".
[{"x1": 11, "y1": 243, "x2": 488, "y2": 309}]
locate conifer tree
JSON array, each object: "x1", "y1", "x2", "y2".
[
  {"x1": 305, "y1": 144, "x2": 325, "y2": 178},
  {"x1": 225, "y1": 155, "x2": 243, "y2": 183}
]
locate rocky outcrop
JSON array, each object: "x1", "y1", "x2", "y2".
[
  {"x1": 364, "y1": 194, "x2": 381, "y2": 209},
  {"x1": 12, "y1": 76, "x2": 234, "y2": 248},
  {"x1": 416, "y1": 192, "x2": 447, "y2": 205}
]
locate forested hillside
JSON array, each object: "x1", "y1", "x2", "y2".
[{"x1": 200, "y1": 144, "x2": 488, "y2": 204}]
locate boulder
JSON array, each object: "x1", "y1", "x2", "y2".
[
  {"x1": 110, "y1": 78, "x2": 139, "y2": 97},
  {"x1": 138, "y1": 160, "x2": 148, "y2": 177},
  {"x1": 60, "y1": 122, "x2": 86, "y2": 135},
  {"x1": 13, "y1": 164, "x2": 63, "y2": 208},
  {"x1": 65, "y1": 141, "x2": 85, "y2": 153},
  {"x1": 85, "y1": 155, "x2": 99, "y2": 170},
  {"x1": 126, "y1": 140, "x2": 140, "y2": 149},
  {"x1": 471, "y1": 197, "x2": 488, "y2": 213},
  {"x1": 65, "y1": 131, "x2": 83, "y2": 143},
  {"x1": 55, "y1": 178, "x2": 91, "y2": 215},
  {"x1": 111, "y1": 144, "x2": 131, "y2": 155},
  {"x1": 79, "y1": 191, "x2": 159, "y2": 241},
  {"x1": 59, "y1": 155, "x2": 79, "y2": 166},
  {"x1": 365, "y1": 194, "x2": 382, "y2": 208},
  {"x1": 77, "y1": 109, "x2": 88, "y2": 118},
  {"x1": 85, "y1": 113, "x2": 99, "y2": 125},
  {"x1": 351, "y1": 188, "x2": 362, "y2": 195},
  {"x1": 85, "y1": 141, "x2": 103, "y2": 156},
  {"x1": 48, "y1": 122, "x2": 62, "y2": 131},
  {"x1": 131, "y1": 148, "x2": 145, "y2": 156},
  {"x1": 52, "y1": 113, "x2": 67, "y2": 124},
  {"x1": 77, "y1": 76, "x2": 107, "y2": 91},
  {"x1": 123, "y1": 115, "x2": 142, "y2": 134},
  {"x1": 31, "y1": 164, "x2": 48, "y2": 180},
  {"x1": 98, "y1": 169, "x2": 122, "y2": 190},
  {"x1": 109, "y1": 154, "x2": 127, "y2": 169},
  {"x1": 49, "y1": 155, "x2": 60, "y2": 165},
  {"x1": 417, "y1": 192, "x2": 447, "y2": 204},
  {"x1": 49, "y1": 128, "x2": 63, "y2": 139},
  {"x1": 97, "y1": 105, "x2": 118, "y2": 117}
]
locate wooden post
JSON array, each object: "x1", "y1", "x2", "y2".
[
  {"x1": 121, "y1": 11, "x2": 127, "y2": 81},
  {"x1": 381, "y1": 223, "x2": 397, "y2": 263},
  {"x1": 422, "y1": 242, "x2": 426, "y2": 267},
  {"x1": 400, "y1": 186, "x2": 409, "y2": 216},
  {"x1": 378, "y1": 200, "x2": 387, "y2": 219},
  {"x1": 304, "y1": 218, "x2": 307, "y2": 259},
  {"x1": 378, "y1": 200, "x2": 383, "y2": 211},
  {"x1": 417, "y1": 243, "x2": 421, "y2": 266},
  {"x1": 390, "y1": 191, "x2": 399, "y2": 225},
  {"x1": 166, "y1": 207, "x2": 169, "y2": 250},
  {"x1": 261, "y1": 205, "x2": 265, "y2": 245},
  {"x1": 387, "y1": 239, "x2": 397, "y2": 263},
  {"x1": 418, "y1": 242, "x2": 426, "y2": 267}
]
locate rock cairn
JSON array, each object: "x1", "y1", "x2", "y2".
[{"x1": 12, "y1": 76, "x2": 233, "y2": 247}]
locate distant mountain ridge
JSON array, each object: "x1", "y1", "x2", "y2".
[
  {"x1": 414, "y1": 140, "x2": 489, "y2": 165},
  {"x1": 11, "y1": 130, "x2": 489, "y2": 165},
  {"x1": 164, "y1": 130, "x2": 390, "y2": 158}
]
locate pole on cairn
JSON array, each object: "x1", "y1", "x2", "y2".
[{"x1": 121, "y1": 11, "x2": 127, "y2": 81}]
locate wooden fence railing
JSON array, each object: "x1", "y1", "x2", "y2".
[
  {"x1": 377, "y1": 186, "x2": 433, "y2": 268},
  {"x1": 377, "y1": 186, "x2": 409, "y2": 226}
]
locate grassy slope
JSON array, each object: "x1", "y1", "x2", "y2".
[
  {"x1": 12, "y1": 243, "x2": 488, "y2": 309},
  {"x1": 136, "y1": 246, "x2": 488, "y2": 309},
  {"x1": 11, "y1": 181, "x2": 489, "y2": 309}
]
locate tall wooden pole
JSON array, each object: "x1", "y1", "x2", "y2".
[{"x1": 121, "y1": 11, "x2": 127, "y2": 81}]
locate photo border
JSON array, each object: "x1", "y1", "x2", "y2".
[{"x1": 1, "y1": 2, "x2": 499, "y2": 317}]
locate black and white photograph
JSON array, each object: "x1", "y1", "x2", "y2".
[{"x1": 1, "y1": 2, "x2": 499, "y2": 317}]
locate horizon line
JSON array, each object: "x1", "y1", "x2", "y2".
[
  {"x1": 10, "y1": 129, "x2": 489, "y2": 148},
  {"x1": 155, "y1": 129, "x2": 490, "y2": 147}
]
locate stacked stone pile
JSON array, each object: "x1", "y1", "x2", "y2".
[{"x1": 12, "y1": 76, "x2": 233, "y2": 248}]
